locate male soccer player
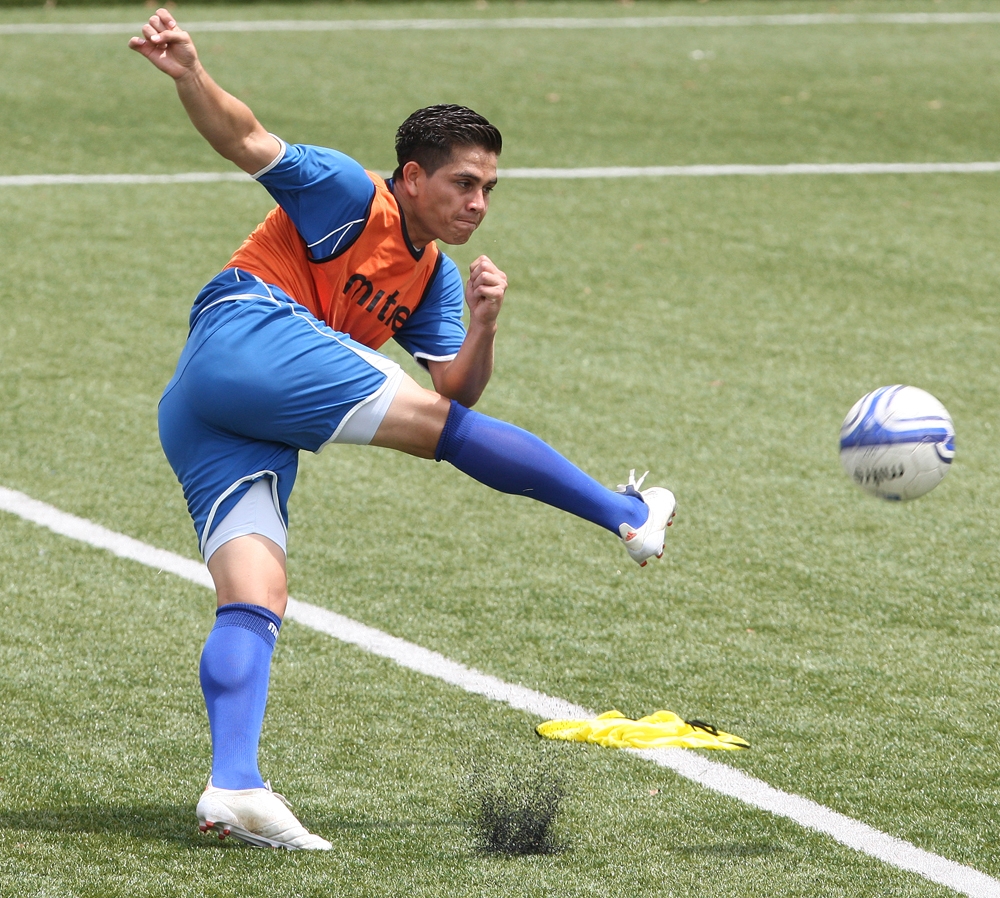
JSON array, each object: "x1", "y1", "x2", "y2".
[{"x1": 130, "y1": 9, "x2": 675, "y2": 850}]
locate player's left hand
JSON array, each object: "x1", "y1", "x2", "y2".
[
  {"x1": 128, "y1": 8, "x2": 199, "y2": 80},
  {"x1": 465, "y1": 255, "x2": 507, "y2": 328}
]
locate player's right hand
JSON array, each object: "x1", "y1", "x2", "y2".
[
  {"x1": 128, "y1": 8, "x2": 199, "y2": 80},
  {"x1": 465, "y1": 255, "x2": 508, "y2": 328}
]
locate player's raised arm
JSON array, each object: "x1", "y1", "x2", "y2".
[{"x1": 128, "y1": 9, "x2": 280, "y2": 175}]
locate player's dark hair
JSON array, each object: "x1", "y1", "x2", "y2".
[{"x1": 393, "y1": 104, "x2": 502, "y2": 179}]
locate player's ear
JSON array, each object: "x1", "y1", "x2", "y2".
[{"x1": 399, "y1": 160, "x2": 424, "y2": 197}]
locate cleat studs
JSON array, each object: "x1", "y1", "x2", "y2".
[{"x1": 199, "y1": 823, "x2": 209, "y2": 833}]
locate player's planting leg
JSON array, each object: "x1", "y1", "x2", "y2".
[
  {"x1": 199, "y1": 603, "x2": 280, "y2": 792},
  {"x1": 195, "y1": 602, "x2": 330, "y2": 850},
  {"x1": 195, "y1": 604, "x2": 331, "y2": 850},
  {"x1": 434, "y1": 401, "x2": 676, "y2": 566},
  {"x1": 190, "y1": 531, "x2": 332, "y2": 850}
]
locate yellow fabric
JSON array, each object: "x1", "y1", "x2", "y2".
[{"x1": 536, "y1": 710, "x2": 750, "y2": 751}]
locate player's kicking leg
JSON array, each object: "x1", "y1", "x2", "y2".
[{"x1": 371, "y1": 376, "x2": 676, "y2": 566}]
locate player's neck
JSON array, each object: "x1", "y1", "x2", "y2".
[{"x1": 390, "y1": 180, "x2": 431, "y2": 251}]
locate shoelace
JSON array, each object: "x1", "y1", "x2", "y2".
[
  {"x1": 615, "y1": 469, "x2": 649, "y2": 495},
  {"x1": 263, "y1": 781, "x2": 293, "y2": 809}
]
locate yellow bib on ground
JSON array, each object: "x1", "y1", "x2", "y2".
[{"x1": 536, "y1": 710, "x2": 749, "y2": 750}]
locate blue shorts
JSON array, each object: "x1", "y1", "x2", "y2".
[{"x1": 158, "y1": 270, "x2": 402, "y2": 557}]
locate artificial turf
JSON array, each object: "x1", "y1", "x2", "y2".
[{"x1": 1, "y1": 2, "x2": 998, "y2": 895}]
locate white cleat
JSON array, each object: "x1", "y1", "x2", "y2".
[
  {"x1": 616, "y1": 470, "x2": 676, "y2": 567},
  {"x1": 196, "y1": 778, "x2": 332, "y2": 850}
]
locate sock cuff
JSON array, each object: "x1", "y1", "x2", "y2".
[
  {"x1": 434, "y1": 400, "x2": 475, "y2": 463},
  {"x1": 214, "y1": 603, "x2": 282, "y2": 648}
]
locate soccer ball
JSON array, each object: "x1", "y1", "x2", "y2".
[{"x1": 839, "y1": 385, "x2": 955, "y2": 501}]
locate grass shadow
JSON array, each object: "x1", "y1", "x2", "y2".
[
  {"x1": 0, "y1": 805, "x2": 467, "y2": 845},
  {"x1": 0, "y1": 804, "x2": 197, "y2": 843}
]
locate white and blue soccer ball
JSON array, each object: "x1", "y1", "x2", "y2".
[{"x1": 839, "y1": 385, "x2": 955, "y2": 501}]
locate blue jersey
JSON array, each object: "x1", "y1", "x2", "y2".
[{"x1": 225, "y1": 139, "x2": 467, "y2": 366}]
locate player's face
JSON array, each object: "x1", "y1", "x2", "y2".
[{"x1": 406, "y1": 146, "x2": 498, "y2": 247}]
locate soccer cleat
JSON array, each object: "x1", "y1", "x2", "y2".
[
  {"x1": 616, "y1": 470, "x2": 676, "y2": 567},
  {"x1": 196, "y1": 778, "x2": 332, "y2": 850}
]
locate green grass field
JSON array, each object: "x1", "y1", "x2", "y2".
[{"x1": 2, "y1": 2, "x2": 1000, "y2": 895}]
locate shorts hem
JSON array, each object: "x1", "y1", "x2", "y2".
[{"x1": 200, "y1": 472, "x2": 285, "y2": 560}]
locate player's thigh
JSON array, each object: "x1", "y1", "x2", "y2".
[
  {"x1": 207, "y1": 533, "x2": 288, "y2": 615},
  {"x1": 159, "y1": 384, "x2": 299, "y2": 556},
  {"x1": 370, "y1": 374, "x2": 451, "y2": 459},
  {"x1": 159, "y1": 297, "x2": 408, "y2": 553},
  {"x1": 177, "y1": 299, "x2": 398, "y2": 452}
]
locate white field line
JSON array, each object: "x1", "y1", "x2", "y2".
[
  {"x1": 502, "y1": 162, "x2": 1000, "y2": 178},
  {"x1": 4, "y1": 162, "x2": 1000, "y2": 188},
  {"x1": 2, "y1": 12, "x2": 1000, "y2": 36},
  {"x1": 0, "y1": 172, "x2": 252, "y2": 187},
  {"x1": 1, "y1": 483, "x2": 998, "y2": 897}
]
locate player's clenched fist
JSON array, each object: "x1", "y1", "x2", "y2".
[
  {"x1": 128, "y1": 8, "x2": 200, "y2": 79},
  {"x1": 465, "y1": 255, "x2": 508, "y2": 327}
]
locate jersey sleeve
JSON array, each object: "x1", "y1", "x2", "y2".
[
  {"x1": 253, "y1": 139, "x2": 376, "y2": 261},
  {"x1": 393, "y1": 253, "x2": 467, "y2": 367}
]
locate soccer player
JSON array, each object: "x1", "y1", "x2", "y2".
[{"x1": 130, "y1": 9, "x2": 675, "y2": 850}]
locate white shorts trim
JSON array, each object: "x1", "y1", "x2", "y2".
[
  {"x1": 320, "y1": 361, "x2": 405, "y2": 449},
  {"x1": 203, "y1": 476, "x2": 287, "y2": 563}
]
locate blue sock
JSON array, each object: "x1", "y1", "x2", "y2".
[
  {"x1": 199, "y1": 603, "x2": 282, "y2": 791},
  {"x1": 434, "y1": 401, "x2": 647, "y2": 534}
]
